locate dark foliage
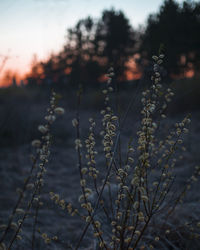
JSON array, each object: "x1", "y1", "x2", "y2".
[{"x1": 139, "y1": 0, "x2": 200, "y2": 78}]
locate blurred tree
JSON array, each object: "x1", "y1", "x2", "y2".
[
  {"x1": 1, "y1": 70, "x2": 14, "y2": 87},
  {"x1": 27, "y1": 54, "x2": 44, "y2": 86},
  {"x1": 61, "y1": 9, "x2": 136, "y2": 86},
  {"x1": 139, "y1": 0, "x2": 200, "y2": 78},
  {"x1": 25, "y1": 9, "x2": 137, "y2": 88},
  {"x1": 63, "y1": 16, "x2": 103, "y2": 86},
  {"x1": 95, "y1": 8, "x2": 136, "y2": 80},
  {"x1": 180, "y1": 1, "x2": 200, "y2": 77}
]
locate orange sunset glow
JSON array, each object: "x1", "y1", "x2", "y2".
[{"x1": 0, "y1": 0, "x2": 199, "y2": 87}]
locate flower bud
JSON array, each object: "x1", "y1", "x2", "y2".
[
  {"x1": 54, "y1": 107, "x2": 65, "y2": 115},
  {"x1": 38, "y1": 125, "x2": 48, "y2": 134}
]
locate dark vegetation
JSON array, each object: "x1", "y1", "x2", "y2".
[
  {"x1": 0, "y1": 0, "x2": 200, "y2": 249},
  {"x1": 0, "y1": 0, "x2": 199, "y2": 147},
  {"x1": 2, "y1": 0, "x2": 200, "y2": 89}
]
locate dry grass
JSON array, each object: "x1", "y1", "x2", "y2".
[{"x1": 0, "y1": 54, "x2": 200, "y2": 250}]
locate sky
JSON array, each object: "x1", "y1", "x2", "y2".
[{"x1": 0, "y1": 0, "x2": 191, "y2": 81}]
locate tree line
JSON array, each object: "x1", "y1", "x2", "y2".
[{"x1": 26, "y1": 0, "x2": 200, "y2": 88}]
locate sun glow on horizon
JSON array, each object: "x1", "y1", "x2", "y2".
[
  {"x1": 1, "y1": 0, "x2": 173, "y2": 86},
  {"x1": 0, "y1": 0, "x2": 198, "y2": 87}
]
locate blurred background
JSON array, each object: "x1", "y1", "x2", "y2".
[
  {"x1": 0, "y1": 1, "x2": 200, "y2": 249},
  {"x1": 1, "y1": 0, "x2": 200, "y2": 86},
  {"x1": 0, "y1": 0, "x2": 200, "y2": 146}
]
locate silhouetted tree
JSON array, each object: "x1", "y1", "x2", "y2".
[
  {"x1": 25, "y1": 9, "x2": 137, "y2": 88},
  {"x1": 64, "y1": 16, "x2": 103, "y2": 86},
  {"x1": 61, "y1": 9, "x2": 137, "y2": 85},
  {"x1": 27, "y1": 54, "x2": 44, "y2": 85},
  {"x1": 179, "y1": 1, "x2": 200, "y2": 77},
  {"x1": 139, "y1": 0, "x2": 200, "y2": 78},
  {"x1": 0, "y1": 70, "x2": 19, "y2": 87},
  {"x1": 95, "y1": 8, "x2": 136, "y2": 80}
]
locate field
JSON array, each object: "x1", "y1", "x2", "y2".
[{"x1": 0, "y1": 74, "x2": 200, "y2": 249}]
